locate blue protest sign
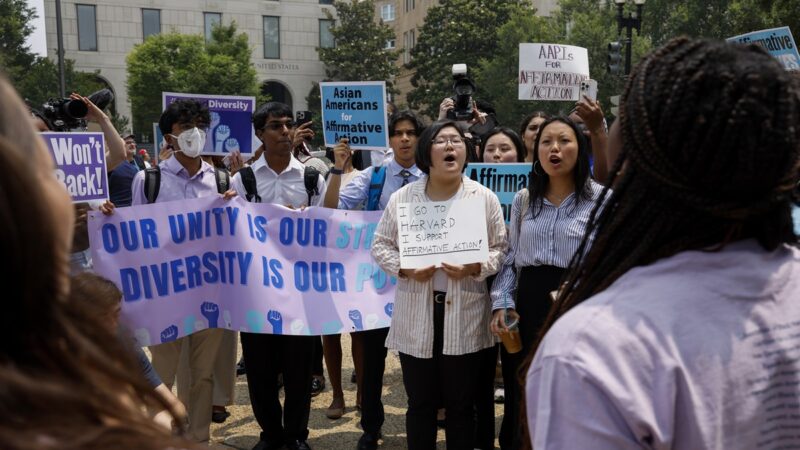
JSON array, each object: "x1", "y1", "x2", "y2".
[
  {"x1": 467, "y1": 163, "x2": 531, "y2": 224},
  {"x1": 41, "y1": 132, "x2": 109, "y2": 203},
  {"x1": 152, "y1": 122, "x2": 163, "y2": 164},
  {"x1": 162, "y1": 92, "x2": 257, "y2": 155},
  {"x1": 727, "y1": 27, "x2": 800, "y2": 71},
  {"x1": 320, "y1": 81, "x2": 389, "y2": 150}
]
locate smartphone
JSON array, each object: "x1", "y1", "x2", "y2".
[
  {"x1": 579, "y1": 79, "x2": 598, "y2": 102},
  {"x1": 295, "y1": 110, "x2": 312, "y2": 125}
]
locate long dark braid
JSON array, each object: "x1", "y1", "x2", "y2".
[{"x1": 518, "y1": 37, "x2": 800, "y2": 449}]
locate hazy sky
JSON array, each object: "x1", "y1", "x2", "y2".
[{"x1": 25, "y1": 0, "x2": 48, "y2": 57}]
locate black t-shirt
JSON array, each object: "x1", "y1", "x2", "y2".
[{"x1": 108, "y1": 161, "x2": 140, "y2": 207}]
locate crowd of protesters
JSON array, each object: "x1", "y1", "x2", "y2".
[{"x1": 0, "y1": 36, "x2": 799, "y2": 450}]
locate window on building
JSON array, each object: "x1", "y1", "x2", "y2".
[
  {"x1": 381, "y1": 4, "x2": 396, "y2": 22},
  {"x1": 319, "y1": 0, "x2": 334, "y2": 4},
  {"x1": 385, "y1": 39, "x2": 395, "y2": 49},
  {"x1": 204, "y1": 12, "x2": 221, "y2": 42},
  {"x1": 263, "y1": 16, "x2": 280, "y2": 59},
  {"x1": 405, "y1": 0, "x2": 409, "y2": 12},
  {"x1": 410, "y1": 29, "x2": 415, "y2": 48},
  {"x1": 319, "y1": 19, "x2": 335, "y2": 49},
  {"x1": 142, "y1": 9, "x2": 160, "y2": 40},
  {"x1": 76, "y1": 4, "x2": 97, "y2": 51}
]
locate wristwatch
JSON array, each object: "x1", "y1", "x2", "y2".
[{"x1": 330, "y1": 167, "x2": 344, "y2": 175}]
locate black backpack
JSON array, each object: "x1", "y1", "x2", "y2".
[
  {"x1": 238, "y1": 165, "x2": 319, "y2": 205},
  {"x1": 143, "y1": 165, "x2": 231, "y2": 204}
]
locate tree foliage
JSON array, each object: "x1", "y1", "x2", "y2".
[
  {"x1": 472, "y1": 0, "x2": 651, "y2": 126},
  {"x1": 318, "y1": 0, "x2": 400, "y2": 94},
  {"x1": 406, "y1": 0, "x2": 528, "y2": 118},
  {"x1": 1, "y1": 0, "x2": 117, "y2": 129},
  {"x1": 126, "y1": 22, "x2": 259, "y2": 142}
]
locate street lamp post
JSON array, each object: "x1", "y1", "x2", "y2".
[{"x1": 612, "y1": 0, "x2": 645, "y2": 76}]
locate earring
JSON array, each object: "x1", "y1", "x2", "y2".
[{"x1": 533, "y1": 160, "x2": 543, "y2": 176}]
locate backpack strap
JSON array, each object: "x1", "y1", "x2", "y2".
[
  {"x1": 214, "y1": 167, "x2": 230, "y2": 194},
  {"x1": 366, "y1": 166, "x2": 387, "y2": 211},
  {"x1": 304, "y1": 166, "x2": 320, "y2": 206},
  {"x1": 239, "y1": 166, "x2": 261, "y2": 203},
  {"x1": 143, "y1": 166, "x2": 161, "y2": 204}
]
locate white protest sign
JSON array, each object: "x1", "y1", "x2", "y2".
[
  {"x1": 518, "y1": 43, "x2": 589, "y2": 101},
  {"x1": 397, "y1": 198, "x2": 488, "y2": 269}
]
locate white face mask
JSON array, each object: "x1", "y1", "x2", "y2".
[{"x1": 170, "y1": 127, "x2": 205, "y2": 158}]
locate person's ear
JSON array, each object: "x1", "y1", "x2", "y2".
[{"x1": 164, "y1": 133, "x2": 176, "y2": 149}]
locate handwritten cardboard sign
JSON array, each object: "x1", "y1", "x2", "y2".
[
  {"x1": 397, "y1": 198, "x2": 488, "y2": 269},
  {"x1": 518, "y1": 43, "x2": 590, "y2": 101}
]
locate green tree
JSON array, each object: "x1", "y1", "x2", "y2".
[
  {"x1": 406, "y1": 0, "x2": 527, "y2": 118},
  {"x1": 126, "y1": 22, "x2": 259, "y2": 142},
  {"x1": 0, "y1": 0, "x2": 37, "y2": 83},
  {"x1": 318, "y1": 0, "x2": 400, "y2": 94},
  {"x1": 473, "y1": 0, "x2": 651, "y2": 125}
]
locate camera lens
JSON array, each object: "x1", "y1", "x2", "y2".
[{"x1": 63, "y1": 99, "x2": 89, "y2": 119}]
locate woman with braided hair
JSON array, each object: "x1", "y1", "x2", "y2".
[{"x1": 525, "y1": 37, "x2": 800, "y2": 449}]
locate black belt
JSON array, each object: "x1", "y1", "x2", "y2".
[{"x1": 433, "y1": 291, "x2": 446, "y2": 304}]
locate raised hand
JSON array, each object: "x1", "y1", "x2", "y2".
[
  {"x1": 210, "y1": 111, "x2": 221, "y2": 130},
  {"x1": 349, "y1": 309, "x2": 364, "y2": 331},
  {"x1": 223, "y1": 310, "x2": 233, "y2": 329},
  {"x1": 160, "y1": 325, "x2": 179, "y2": 343},
  {"x1": 214, "y1": 124, "x2": 231, "y2": 153},
  {"x1": 267, "y1": 310, "x2": 283, "y2": 334},
  {"x1": 246, "y1": 310, "x2": 264, "y2": 333},
  {"x1": 201, "y1": 302, "x2": 220, "y2": 328},
  {"x1": 365, "y1": 313, "x2": 379, "y2": 330},
  {"x1": 384, "y1": 302, "x2": 394, "y2": 318}
]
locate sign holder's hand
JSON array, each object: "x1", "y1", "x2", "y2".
[
  {"x1": 399, "y1": 265, "x2": 437, "y2": 282},
  {"x1": 441, "y1": 262, "x2": 481, "y2": 280},
  {"x1": 332, "y1": 138, "x2": 352, "y2": 170},
  {"x1": 99, "y1": 200, "x2": 116, "y2": 215}
]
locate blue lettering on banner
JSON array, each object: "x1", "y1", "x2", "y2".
[
  {"x1": 247, "y1": 213, "x2": 269, "y2": 242},
  {"x1": 261, "y1": 257, "x2": 285, "y2": 288},
  {"x1": 119, "y1": 251, "x2": 254, "y2": 302},
  {"x1": 355, "y1": 263, "x2": 397, "y2": 292},
  {"x1": 336, "y1": 221, "x2": 377, "y2": 249},
  {"x1": 293, "y1": 261, "x2": 347, "y2": 293}
]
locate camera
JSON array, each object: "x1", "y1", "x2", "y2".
[
  {"x1": 41, "y1": 88, "x2": 114, "y2": 132},
  {"x1": 447, "y1": 63, "x2": 476, "y2": 121}
]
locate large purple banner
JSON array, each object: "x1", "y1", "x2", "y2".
[
  {"x1": 42, "y1": 132, "x2": 109, "y2": 203},
  {"x1": 88, "y1": 197, "x2": 397, "y2": 346}
]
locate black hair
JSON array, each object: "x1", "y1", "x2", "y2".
[
  {"x1": 537, "y1": 35, "x2": 800, "y2": 351},
  {"x1": 158, "y1": 98, "x2": 210, "y2": 136},
  {"x1": 528, "y1": 116, "x2": 592, "y2": 215},
  {"x1": 252, "y1": 102, "x2": 292, "y2": 131},
  {"x1": 415, "y1": 120, "x2": 469, "y2": 175},
  {"x1": 389, "y1": 110, "x2": 424, "y2": 137},
  {"x1": 479, "y1": 127, "x2": 527, "y2": 162},
  {"x1": 518, "y1": 111, "x2": 550, "y2": 140}
]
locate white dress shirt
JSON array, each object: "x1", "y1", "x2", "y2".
[{"x1": 231, "y1": 153, "x2": 326, "y2": 208}]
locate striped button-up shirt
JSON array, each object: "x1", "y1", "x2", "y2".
[
  {"x1": 371, "y1": 176, "x2": 508, "y2": 358},
  {"x1": 491, "y1": 180, "x2": 605, "y2": 311}
]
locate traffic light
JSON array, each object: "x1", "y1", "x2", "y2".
[{"x1": 608, "y1": 41, "x2": 623, "y2": 75}]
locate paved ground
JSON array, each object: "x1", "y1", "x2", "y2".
[{"x1": 208, "y1": 333, "x2": 504, "y2": 449}]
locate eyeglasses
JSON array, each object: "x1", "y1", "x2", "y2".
[
  {"x1": 431, "y1": 135, "x2": 465, "y2": 147},
  {"x1": 261, "y1": 121, "x2": 294, "y2": 131}
]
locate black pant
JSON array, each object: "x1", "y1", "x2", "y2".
[
  {"x1": 358, "y1": 326, "x2": 390, "y2": 435},
  {"x1": 474, "y1": 344, "x2": 499, "y2": 449},
  {"x1": 312, "y1": 336, "x2": 324, "y2": 376},
  {"x1": 400, "y1": 297, "x2": 483, "y2": 450},
  {"x1": 498, "y1": 265, "x2": 565, "y2": 450},
  {"x1": 240, "y1": 332, "x2": 315, "y2": 445}
]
